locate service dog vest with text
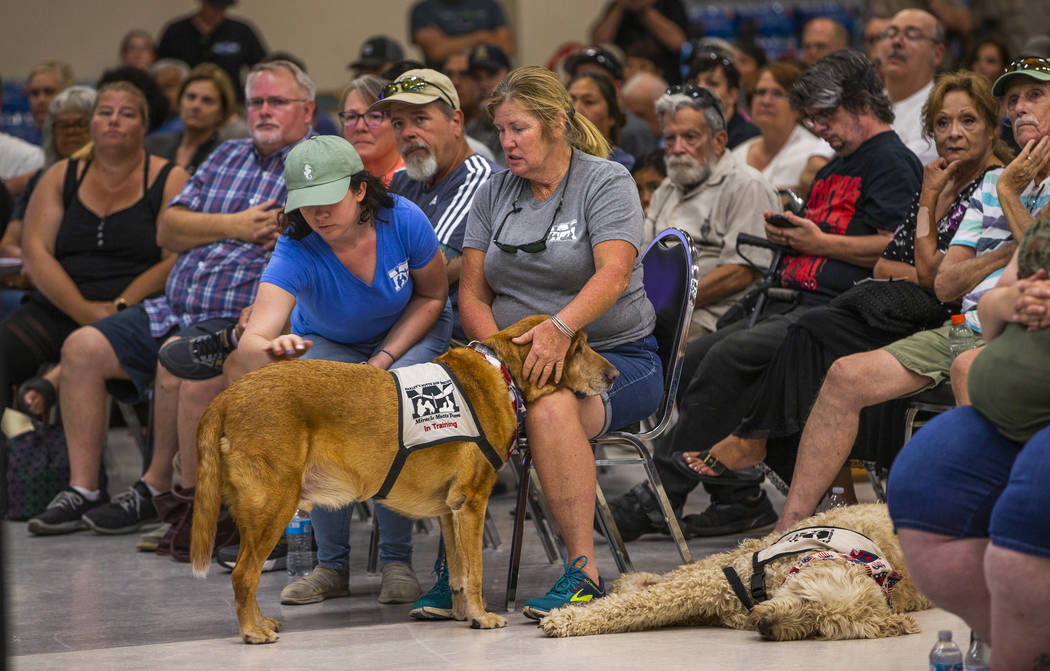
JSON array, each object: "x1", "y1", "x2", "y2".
[
  {"x1": 722, "y1": 525, "x2": 899, "y2": 609},
  {"x1": 374, "y1": 362, "x2": 505, "y2": 499}
]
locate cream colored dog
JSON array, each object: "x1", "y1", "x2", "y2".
[{"x1": 541, "y1": 503, "x2": 932, "y2": 640}]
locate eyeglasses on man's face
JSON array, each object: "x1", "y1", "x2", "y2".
[
  {"x1": 246, "y1": 96, "x2": 308, "y2": 110},
  {"x1": 339, "y1": 110, "x2": 385, "y2": 128},
  {"x1": 801, "y1": 107, "x2": 837, "y2": 132},
  {"x1": 880, "y1": 25, "x2": 940, "y2": 44}
]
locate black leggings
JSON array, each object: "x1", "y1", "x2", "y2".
[{"x1": 0, "y1": 296, "x2": 78, "y2": 409}]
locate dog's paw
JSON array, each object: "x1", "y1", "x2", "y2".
[
  {"x1": 262, "y1": 616, "x2": 282, "y2": 632},
  {"x1": 610, "y1": 571, "x2": 662, "y2": 594},
  {"x1": 469, "y1": 611, "x2": 507, "y2": 629},
  {"x1": 241, "y1": 626, "x2": 280, "y2": 644}
]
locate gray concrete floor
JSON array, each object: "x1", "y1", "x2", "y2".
[{"x1": 4, "y1": 426, "x2": 966, "y2": 670}]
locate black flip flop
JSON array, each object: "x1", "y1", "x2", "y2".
[{"x1": 668, "y1": 450, "x2": 765, "y2": 485}]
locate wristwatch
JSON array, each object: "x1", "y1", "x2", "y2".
[{"x1": 114, "y1": 297, "x2": 129, "y2": 311}]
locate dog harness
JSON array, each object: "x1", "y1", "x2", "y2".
[
  {"x1": 722, "y1": 525, "x2": 898, "y2": 610},
  {"x1": 373, "y1": 347, "x2": 522, "y2": 500}
]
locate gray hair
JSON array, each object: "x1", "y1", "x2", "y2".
[
  {"x1": 654, "y1": 92, "x2": 725, "y2": 135},
  {"x1": 150, "y1": 58, "x2": 190, "y2": 78},
  {"x1": 41, "y1": 85, "x2": 96, "y2": 165},
  {"x1": 246, "y1": 60, "x2": 316, "y2": 101},
  {"x1": 339, "y1": 73, "x2": 388, "y2": 109},
  {"x1": 789, "y1": 49, "x2": 894, "y2": 124}
]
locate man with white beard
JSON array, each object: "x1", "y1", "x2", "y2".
[
  {"x1": 644, "y1": 83, "x2": 779, "y2": 341},
  {"x1": 373, "y1": 69, "x2": 496, "y2": 341}
]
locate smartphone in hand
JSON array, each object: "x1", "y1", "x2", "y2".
[{"x1": 765, "y1": 213, "x2": 795, "y2": 228}]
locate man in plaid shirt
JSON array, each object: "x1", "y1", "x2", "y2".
[{"x1": 28, "y1": 61, "x2": 317, "y2": 538}]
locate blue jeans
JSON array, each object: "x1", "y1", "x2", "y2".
[
  {"x1": 305, "y1": 302, "x2": 453, "y2": 570},
  {"x1": 888, "y1": 406, "x2": 1050, "y2": 559}
]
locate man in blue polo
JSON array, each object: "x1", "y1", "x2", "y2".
[{"x1": 373, "y1": 69, "x2": 497, "y2": 341}]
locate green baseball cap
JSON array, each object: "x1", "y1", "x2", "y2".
[
  {"x1": 369, "y1": 68, "x2": 460, "y2": 111},
  {"x1": 991, "y1": 57, "x2": 1050, "y2": 97},
  {"x1": 283, "y1": 135, "x2": 364, "y2": 213}
]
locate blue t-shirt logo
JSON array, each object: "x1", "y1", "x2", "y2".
[{"x1": 388, "y1": 260, "x2": 409, "y2": 291}]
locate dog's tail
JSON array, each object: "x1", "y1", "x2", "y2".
[{"x1": 190, "y1": 400, "x2": 224, "y2": 579}]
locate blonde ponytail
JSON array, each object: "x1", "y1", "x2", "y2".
[{"x1": 487, "y1": 66, "x2": 610, "y2": 159}]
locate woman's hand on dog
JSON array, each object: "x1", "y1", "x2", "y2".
[
  {"x1": 263, "y1": 334, "x2": 313, "y2": 360},
  {"x1": 512, "y1": 318, "x2": 570, "y2": 387}
]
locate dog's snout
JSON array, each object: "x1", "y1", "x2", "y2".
[
  {"x1": 604, "y1": 366, "x2": 619, "y2": 384},
  {"x1": 756, "y1": 616, "x2": 776, "y2": 640}
]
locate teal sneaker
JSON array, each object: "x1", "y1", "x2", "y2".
[
  {"x1": 409, "y1": 555, "x2": 453, "y2": 620},
  {"x1": 521, "y1": 555, "x2": 606, "y2": 621}
]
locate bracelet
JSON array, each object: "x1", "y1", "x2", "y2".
[
  {"x1": 378, "y1": 348, "x2": 395, "y2": 362},
  {"x1": 550, "y1": 315, "x2": 576, "y2": 339}
]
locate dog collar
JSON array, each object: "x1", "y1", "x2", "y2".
[
  {"x1": 783, "y1": 548, "x2": 903, "y2": 606},
  {"x1": 467, "y1": 341, "x2": 526, "y2": 442}
]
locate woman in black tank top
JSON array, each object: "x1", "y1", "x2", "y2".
[{"x1": 0, "y1": 82, "x2": 188, "y2": 412}]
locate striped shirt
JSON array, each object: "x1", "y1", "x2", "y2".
[
  {"x1": 142, "y1": 135, "x2": 312, "y2": 336},
  {"x1": 389, "y1": 152, "x2": 496, "y2": 259},
  {"x1": 951, "y1": 168, "x2": 1050, "y2": 331}
]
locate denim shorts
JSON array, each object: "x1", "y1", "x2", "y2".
[
  {"x1": 92, "y1": 307, "x2": 235, "y2": 402},
  {"x1": 599, "y1": 334, "x2": 663, "y2": 435},
  {"x1": 887, "y1": 405, "x2": 1050, "y2": 559}
]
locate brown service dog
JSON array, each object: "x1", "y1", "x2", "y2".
[{"x1": 189, "y1": 315, "x2": 618, "y2": 643}]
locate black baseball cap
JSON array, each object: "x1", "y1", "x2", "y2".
[
  {"x1": 468, "y1": 44, "x2": 510, "y2": 73},
  {"x1": 349, "y1": 36, "x2": 404, "y2": 70},
  {"x1": 564, "y1": 46, "x2": 624, "y2": 81}
]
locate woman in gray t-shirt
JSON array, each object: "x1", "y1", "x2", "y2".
[{"x1": 459, "y1": 66, "x2": 661, "y2": 619}]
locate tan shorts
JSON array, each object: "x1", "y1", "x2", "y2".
[{"x1": 881, "y1": 320, "x2": 984, "y2": 393}]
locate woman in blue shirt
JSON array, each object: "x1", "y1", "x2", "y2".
[{"x1": 236, "y1": 135, "x2": 451, "y2": 606}]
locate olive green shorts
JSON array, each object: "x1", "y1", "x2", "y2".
[{"x1": 881, "y1": 320, "x2": 984, "y2": 393}]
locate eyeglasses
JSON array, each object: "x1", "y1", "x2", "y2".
[
  {"x1": 338, "y1": 110, "x2": 385, "y2": 127},
  {"x1": 880, "y1": 25, "x2": 940, "y2": 44},
  {"x1": 380, "y1": 76, "x2": 456, "y2": 108},
  {"x1": 801, "y1": 108, "x2": 836, "y2": 132},
  {"x1": 246, "y1": 96, "x2": 308, "y2": 110},
  {"x1": 665, "y1": 84, "x2": 726, "y2": 127},
  {"x1": 1001, "y1": 56, "x2": 1050, "y2": 77},
  {"x1": 493, "y1": 196, "x2": 564, "y2": 254},
  {"x1": 53, "y1": 119, "x2": 89, "y2": 133}
]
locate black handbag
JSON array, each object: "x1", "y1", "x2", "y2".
[
  {"x1": 4, "y1": 420, "x2": 69, "y2": 520},
  {"x1": 828, "y1": 278, "x2": 948, "y2": 336}
]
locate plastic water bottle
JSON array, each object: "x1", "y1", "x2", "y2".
[
  {"x1": 930, "y1": 629, "x2": 964, "y2": 671},
  {"x1": 964, "y1": 631, "x2": 990, "y2": 670},
  {"x1": 948, "y1": 314, "x2": 975, "y2": 360},
  {"x1": 826, "y1": 487, "x2": 849, "y2": 509},
  {"x1": 285, "y1": 508, "x2": 314, "y2": 577}
]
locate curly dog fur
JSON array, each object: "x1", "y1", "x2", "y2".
[{"x1": 541, "y1": 503, "x2": 932, "y2": 640}]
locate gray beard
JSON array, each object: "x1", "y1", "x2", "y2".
[
  {"x1": 404, "y1": 149, "x2": 439, "y2": 182},
  {"x1": 666, "y1": 155, "x2": 713, "y2": 189}
]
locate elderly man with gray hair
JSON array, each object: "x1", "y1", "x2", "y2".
[
  {"x1": 611, "y1": 50, "x2": 922, "y2": 541},
  {"x1": 644, "y1": 83, "x2": 778, "y2": 342}
]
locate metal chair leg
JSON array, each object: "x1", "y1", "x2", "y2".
[
  {"x1": 367, "y1": 513, "x2": 379, "y2": 574},
  {"x1": 483, "y1": 507, "x2": 501, "y2": 550},
  {"x1": 504, "y1": 450, "x2": 532, "y2": 611},
  {"x1": 594, "y1": 481, "x2": 632, "y2": 574}
]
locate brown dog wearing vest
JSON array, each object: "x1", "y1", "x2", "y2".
[
  {"x1": 541, "y1": 503, "x2": 932, "y2": 640},
  {"x1": 189, "y1": 315, "x2": 618, "y2": 643}
]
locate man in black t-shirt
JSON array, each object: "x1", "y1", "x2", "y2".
[
  {"x1": 156, "y1": 0, "x2": 266, "y2": 104},
  {"x1": 609, "y1": 50, "x2": 922, "y2": 541}
]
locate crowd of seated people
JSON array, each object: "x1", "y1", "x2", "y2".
[{"x1": 2, "y1": 0, "x2": 1049, "y2": 659}]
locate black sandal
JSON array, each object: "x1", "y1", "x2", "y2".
[
  {"x1": 668, "y1": 450, "x2": 765, "y2": 485},
  {"x1": 16, "y1": 373, "x2": 57, "y2": 422}
]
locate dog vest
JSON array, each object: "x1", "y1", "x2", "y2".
[
  {"x1": 722, "y1": 525, "x2": 900, "y2": 609},
  {"x1": 373, "y1": 348, "x2": 521, "y2": 499}
]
